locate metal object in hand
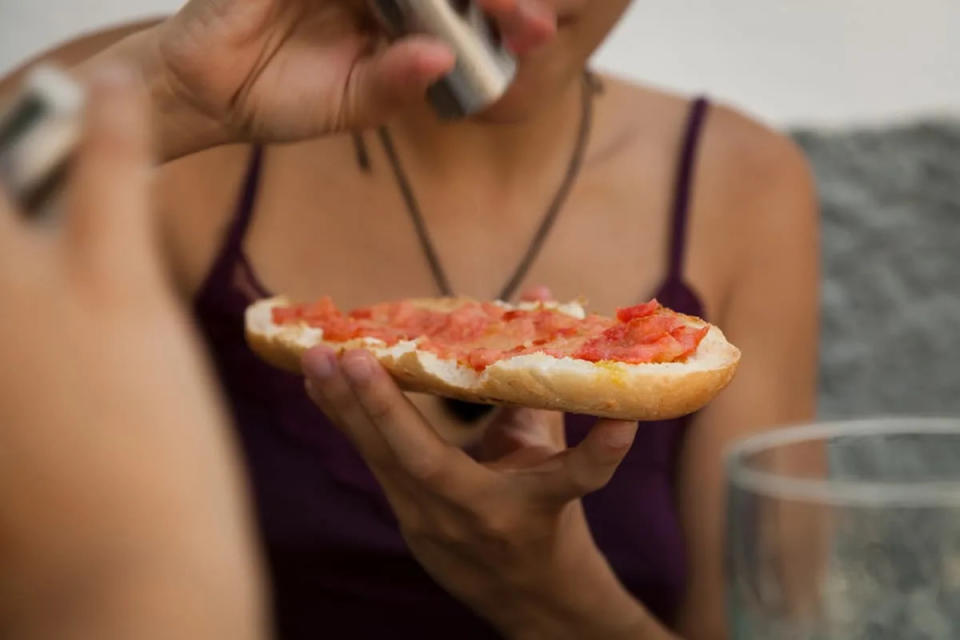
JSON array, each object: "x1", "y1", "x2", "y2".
[
  {"x1": 0, "y1": 65, "x2": 84, "y2": 217},
  {"x1": 368, "y1": 0, "x2": 517, "y2": 118}
]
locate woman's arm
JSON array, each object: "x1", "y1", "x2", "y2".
[
  {"x1": 0, "y1": 1, "x2": 556, "y2": 299},
  {"x1": 674, "y1": 107, "x2": 821, "y2": 639},
  {"x1": 4, "y1": 0, "x2": 555, "y2": 162},
  {"x1": 0, "y1": 71, "x2": 265, "y2": 640}
]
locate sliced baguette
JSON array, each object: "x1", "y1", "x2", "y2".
[{"x1": 245, "y1": 296, "x2": 740, "y2": 421}]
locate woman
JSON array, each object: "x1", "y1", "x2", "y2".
[{"x1": 3, "y1": 1, "x2": 819, "y2": 637}]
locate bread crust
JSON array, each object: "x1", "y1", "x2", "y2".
[{"x1": 245, "y1": 296, "x2": 740, "y2": 421}]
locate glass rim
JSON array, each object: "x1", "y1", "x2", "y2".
[{"x1": 725, "y1": 417, "x2": 960, "y2": 506}]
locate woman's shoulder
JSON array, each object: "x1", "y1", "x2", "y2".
[
  {"x1": 591, "y1": 73, "x2": 814, "y2": 217},
  {"x1": 600, "y1": 74, "x2": 819, "y2": 312},
  {"x1": 600, "y1": 73, "x2": 812, "y2": 190},
  {"x1": 689, "y1": 93, "x2": 819, "y2": 310}
]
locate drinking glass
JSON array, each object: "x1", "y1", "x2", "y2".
[{"x1": 726, "y1": 418, "x2": 960, "y2": 639}]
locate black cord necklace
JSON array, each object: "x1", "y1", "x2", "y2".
[{"x1": 377, "y1": 72, "x2": 597, "y2": 422}]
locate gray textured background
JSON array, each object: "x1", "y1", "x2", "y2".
[
  {"x1": 792, "y1": 120, "x2": 960, "y2": 419},
  {"x1": 771, "y1": 123, "x2": 960, "y2": 637}
]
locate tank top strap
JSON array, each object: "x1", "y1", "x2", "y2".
[
  {"x1": 223, "y1": 145, "x2": 264, "y2": 256},
  {"x1": 194, "y1": 145, "x2": 266, "y2": 306},
  {"x1": 665, "y1": 97, "x2": 710, "y2": 280}
]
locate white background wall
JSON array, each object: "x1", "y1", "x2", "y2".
[{"x1": 1, "y1": 1, "x2": 958, "y2": 127}]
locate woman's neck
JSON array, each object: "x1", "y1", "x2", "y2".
[{"x1": 385, "y1": 74, "x2": 588, "y2": 192}]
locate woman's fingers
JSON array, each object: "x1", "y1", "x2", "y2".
[
  {"x1": 0, "y1": 182, "x2": 34, "y2": 280},
  {"x1": 304, "y1": 347, "x2": 479, "y2": 499},
  {"x1": 303, "y1": 346, "x2": 397, "y2": 471},
  {"x1": 337, "y1": 349, "x2": 479, "y2": 491},
  {"x1": 342, "y1": 36, "x2": 455, "y2": 128},
  {"x1": 529, "y1": 419, "x2": 638, "y2": 503},
  {"x1": 65, "y1": 66, "x2": 154, "y2": 276},
  {"x1": 342, "y1": 0, "x2": 554, "y2": 127},
  {"x1": 0, "y1": 183, "x2": 22, "y2": 256},
  {"x1": 477, "y1": 0, "x2": 556, "y2": 54},
  {"x1": 305, "y1": 347, "x2": 634, "y2": 508}
]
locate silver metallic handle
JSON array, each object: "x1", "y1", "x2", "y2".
[
  {"x1": 368, "y1": 0, "x2": 517, "y2": 118},
  {"x1": 0, "y1": 65, "x2": 83, "y2": 217}
]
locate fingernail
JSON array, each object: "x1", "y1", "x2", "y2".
[
  {"x1": 416, "y1": 39, "x2": 456, "y2": 74},
  {"x1": 605, "y1": 424, "x2": 636, "y2": 449},
  {"x1": 343, "y1": 352, "x2": 373, "y2": 383},
  {"x1": 304, "y1": 350, "x2": 336, "y2": 380}
]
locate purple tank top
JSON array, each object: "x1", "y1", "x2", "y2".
[{"x1": 193, "y1": 99, "x2": 710, "y2": 638}]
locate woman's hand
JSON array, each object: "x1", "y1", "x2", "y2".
[
  {"x1": 303, "y1": 346, "x2": 662, "y2": 639},
  {"x1": 113, "y1": 0, "x2": 555, "y2": 158},
  {"x1": 0, "y1": 69, "x2": 263, "y2": 639}
]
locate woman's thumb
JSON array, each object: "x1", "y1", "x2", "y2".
[{"x1": 341, "y1": 36, "x2": 454, "y2": 128}]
